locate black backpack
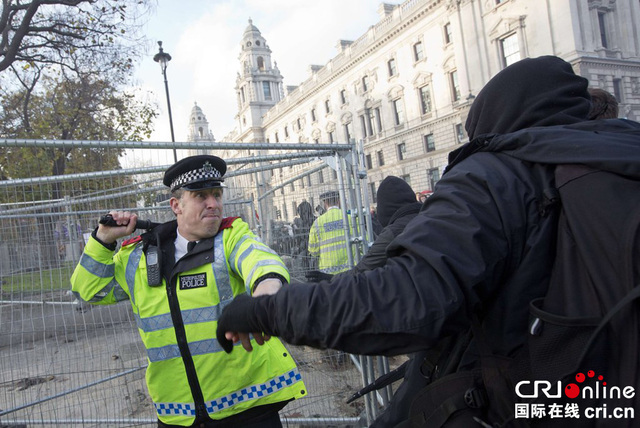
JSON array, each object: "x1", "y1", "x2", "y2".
[{"x1": 406, "y1": 164, "x2": 640, "y2": 428}]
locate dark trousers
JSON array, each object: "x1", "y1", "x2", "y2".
[{"x1": 158, "y1": 410, "x2": 282, "y2": 428}]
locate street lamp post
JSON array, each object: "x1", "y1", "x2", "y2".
[{"x1": 153, "y1": 41, "x2": 178, "y2": 162}]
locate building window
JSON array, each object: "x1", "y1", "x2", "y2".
[
  {"x1": 613, "y1": 78, "x2": 623, "y2": 103},
  {"x1": 397, "y1": 142, "x2": 406, "y2": 161},
  {"x1": 290, "y1": 182, "x2": 295, "y2": 191},
  {"x1": 340, "y1": 89, "x2": 347, "y2": 104},
  {"x1": 598, "y1": 12, "x2": 609, "y2": 48},
  {"x1": 392, "y1": 98, "x2": 405, "y2": 125},
  {"x1": 325, "y1": 99, "x2": 331, "y2": 114},
  {"x1": 332, "y1": 170, "x2": 338, "y2": 180},
  {"x1": 444, "y1": 23, "x2": 452, "y2": 44},
  {"x1": 424, "y1": 134, "x2": 435, "y2": 152},
  {"x1": 328, "y1": 130, "x2": 335, "y2": 143},
  {"x1": 300, "y1": 178, "x2": 305, "y2": 189},
  {"x1": 318, "y1": 170, "x2": 324, "y2": 183},
  {"x1": 257, "y1": 56, "x2": 265, "y2": 71},
  {"x1": 240, "y1": 87, "x2": 246, "y2": 103},
  {"x1": 307, "y1": 175, "x2": 312, "y2": 187},
  {"x1": 377, "y1": 150, "x2": 385, "y2": 166},
  {"x1": 419, "y1": 85, "x2": 432, "y2": 114},
  {"x1": 313, "y1": 138, "x2": 319, "y2": 144},
  {"x1": 373, "y1": 107, "x2": 382, "y2": 133},
  {"x1": 428, "y1": 167, "x2": 440, "y2": 190},
  {"x1": 344, "y1": 122, "x2": 353, "y2": 142},
  {"x1": 500, "y1": 33, "x2": 521, "y2": 67},
  {"x1": 366, "y1": 109, "x2": 375, "y2": 136},
  {"x1": 366, "y1": 154, "x2": 373, "y2": 170},
  {"x1": 311, "y1": 108, "x2": 317, "y2": 122},
  {"x1": 388, "y1": 58, "x2": 397, "y2": 77},
  {"x1": 413, "y1": 41, "x2": 424, "y2": 62},
  {"x1": 455, "y1": 123, "x2": 465, "y2": 143},
  {"x1": 296, "y1": 118, "x2": 302, "y2": 130},
  {"x1": 284, "y1": 126, "x2": 289, "y2": 138},
  {"x1": 449, "y1": 70, "x2": 461, "y2": 102},
  {"x1": 360, "y1": 115, "x2": 368, "y2": 137},
  {"x1": 263, "y1": 81, "x2": 272, "y2": 100},
  {"x1": 401, "y1": 174, "x2": 411, "y2": 187},
  {"x1": 370, "y1": 182, "x2": 377, "y2": 203},
  {"x1": 275, "y1": 132, "x2": 279, "y2": 143},
  {"x1": 362, "y1": 75, "x2": 370, "y2": 92}
]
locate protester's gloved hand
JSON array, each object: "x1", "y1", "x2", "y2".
[
  {"x1": 305, "y1": 270, "x2": 334, "y2": 282},
  {"x1": 216, "y1": 294, "x2": 273, "y2": 353}
]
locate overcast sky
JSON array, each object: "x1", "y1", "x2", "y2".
[{"x1": 134, "y1": 0, "x2": 396, "y2": 144}]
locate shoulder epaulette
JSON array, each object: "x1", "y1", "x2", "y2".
[
  {"x1": 122, "y1": 235, "x2": 142, "y2": 247},
  {"x1": 220, "y1": 217, "x2": 240, "y2": 231}
]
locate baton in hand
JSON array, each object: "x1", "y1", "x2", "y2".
[
  {"x1": 99, "y1": 214, "x2": 160, "y2": 230},
  {"x1": 345, "y1": 360, "x2": 408, "y2": 404}
]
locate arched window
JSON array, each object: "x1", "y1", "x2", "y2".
[{"x1": 257, "y1": 57, "x2": 265, "y2": 71}]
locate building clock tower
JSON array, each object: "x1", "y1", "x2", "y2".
[{"x1": 234, "y1": 19, "x2": 284, "y2": 143}]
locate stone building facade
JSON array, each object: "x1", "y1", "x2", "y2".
[{"x1": 207, "y1": 0, "x2": 640, "y2": 225}]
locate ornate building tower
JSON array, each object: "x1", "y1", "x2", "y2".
[
  {"x1": 234, "y1": 19, "x2": 284, "y2": 143},
  {"x1": 187, "y1": 102, "x2": 215, "y2": 156}
]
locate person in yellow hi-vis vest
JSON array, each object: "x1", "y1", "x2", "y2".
[
  {"x1": 71, "y1": 155, "x2": 306, "y2": 428},
  {"x1": 307, "y1": 190, "x2": 357, "y2": 278}
]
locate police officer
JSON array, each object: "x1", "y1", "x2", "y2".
[
  {"x1": 307, "y1": 190, "x2": 356, "y2": 277},
  {"x1": 71, "y1": 155, "x2": 306, "y2": 428}
]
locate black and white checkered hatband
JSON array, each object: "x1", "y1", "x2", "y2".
[{"x1": 170, "y1": 161, "x2": 223, "y2": 191}]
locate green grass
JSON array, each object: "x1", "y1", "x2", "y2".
[{"x1": 0, "y1": 262, "x2": 77, "y2": 294}]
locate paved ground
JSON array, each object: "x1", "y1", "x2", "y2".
[{"x1": 0, "y1": 293, "x2": 401, "y2": 427}]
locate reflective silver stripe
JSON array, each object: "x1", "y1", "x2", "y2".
[
  {"x1": 154, "y1": 368, "x2": 302, "y2": 417},
  {"x1": 147, "y1": 343, "x2": 181, "y2": 362},
  {"x1": 127, "y1": 245, "x2": 143, "y2": 306},
  {"x1": 147, "y1": 338, "x2": 224, "y2": 362},
  {"x1": 244, "y1": 259, "x2": 286, "y2": 291},
  {"x1": 213, "y1": 232, "x2": 234, "y2": 303},
  {"x1": 228, "y1": 234, "x2": 252, "y2": 274},
  {"x1": 87, "y1": 278, "x2": 128, "y2": 303},
  {"x1": 137, "y1": 305, "x2": 221, "y2": 332},
  {"x1": 319, "y1": 235, "x2": 347, "y2": 246},
  {"x1": 234, "y1": 243, "x2": 279, "y2": 278},
  {"x1": 80, "y1": 253, "x2": 114, "y2": 278},
  {"x1": 320, "y1": 243, "x2": 348, "y2": 253}
]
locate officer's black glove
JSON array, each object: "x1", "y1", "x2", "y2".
[
  {"x1": 305, "y1": 270, "x2": 334, "y2": 282},
  {"x1": 216, "y1": 294, "x2": 273, "y2": 353}
]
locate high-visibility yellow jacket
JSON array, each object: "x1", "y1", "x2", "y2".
[
  {"x1": 308, "y1": 207, "x2": 357, "y2": 274},
  {"x1": 71, "y1": 218, "x2": 306, "y2": 427}
]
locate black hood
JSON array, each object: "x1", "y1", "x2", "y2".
[
  {"x1": 465, "y1": 56, "x2": 591, "y2": 140},
  {"x1": 448, "y1": 118, "x2": 640, "y2": 179},
  {"x1": 376, "y1": 176, "x2": 417, "y2": 227}
]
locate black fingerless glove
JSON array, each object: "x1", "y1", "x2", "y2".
[{"x1": 216, "y1": 294, "x2": 274, "y2": 353}]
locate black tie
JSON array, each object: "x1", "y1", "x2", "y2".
[{"x1": 187, "y1": 241, "x2": 197, "y2": 252}]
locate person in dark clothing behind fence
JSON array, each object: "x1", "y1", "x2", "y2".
[
  {"x1": 216, "y1": 56, "x2": 640, "y2": 427},
  {"x1": 352, "y1": 176, "x2": 422, "y2": 273},
  {"x1": 292, "y1": 201, "x2": 316, "y2": 269}
]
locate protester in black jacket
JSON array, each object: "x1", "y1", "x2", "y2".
[
  {"x1": 353, "y1": 176, "x2": 422, "y2": 273},
  {"x1": 217, "y1": 56, "x2": 640, "y2": 426}
]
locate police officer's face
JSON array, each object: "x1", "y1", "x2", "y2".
[{"x1": 171, "y1": 188, "x2": 224, "y2": 241}]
